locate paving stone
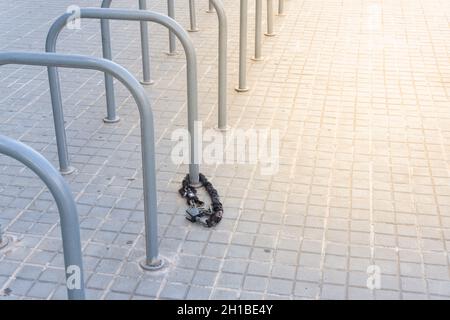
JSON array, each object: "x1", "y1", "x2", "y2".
[
  {"x1": 134, "y1": 280, "x2": 161, "y2": 298},
  {"x1": 192, "y1": 270, "x2": 217, "y2": 287},
  {"x1": 217, "y1": 273, "x2": 244, "y2": 290},
  {"x1": 27, "y1": 282, "x2": 56, "y2": 299},
  {"x1": 267, "y1": 279, "x2": 293, "y2": 296},
  {"x1": 243, "y1": 276, "x2": 268, "y2": 292},
  {"x1": 294, "y1": 281, "x2": 319, "y2": 299},
  {"x1": 110, "y1": 277, "x2": 139, "y2": 294},
  {"x1": 4, "y1": 278, "x2": 33, "y2": 297},
  {"x1": 211, "y1": 289, "x2": 239, "y2": 300},
  {"x1": 321, "y1": 284, "x2": 347, "y2": 300},
  {"x1": 160, "y1": 283, "x2": 189, "y2": 300},
  {"x1": 186, "y1": 286, "x2": 212, "y2": 300}
]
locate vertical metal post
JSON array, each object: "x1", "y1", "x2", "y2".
[
  {"x1": 100, "y1": 2, "x2": 120, "y2": 123},
  {"x1": 138, "y1": 0, "x2": 154, "y2": 85},
  {"x1": 188, "y1": 0, "x2": 199, "y2": 32},
  {"x1": 46, "y1": 66, "x2": 75, "y2": 175},
  {"x1": 252, "y1": 0, "x2": 263, "y2": 61},
  {"x1": 0, "y1": 133, "x2": 85, "y2": 300},
  {"x1": 265, "y1": 0, "x2": 276, "y2": 36},
  {"x1": 278, "y1": 0, "x2": 285, "y2": 15},
  {"x1": 207, "y1": 0, "x2": 215, "y2": 13},
  {"x1": 210, "y1": 0, "x2": 228, "y2": 130},
  {"x1": 235, "y1": 0, "x2": 249, "y2": 92},
  {"x1": 167, "y1": 0, "x2": 177, "y2": 54}
]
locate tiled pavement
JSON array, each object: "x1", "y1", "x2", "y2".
[{"x1": 1, "y1": 0, "x2": 450, "y2": 300}]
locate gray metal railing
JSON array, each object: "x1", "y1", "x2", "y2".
[
  {"x1": 0, "y1": 51, "x2": 163, "y2": 270},
  {"x1": 0, "y1": 134, "x2": 85, "y2": 300},
  {"x1": 46, "y1": 8, "x2": 200, "y2": 185}
]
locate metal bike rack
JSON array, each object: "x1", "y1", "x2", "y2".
[
  {"x1": 97, "y1": 2, "x2": 228, "y2": 130},
  {"x1": 0, "y1": 134, "x2": 85, "y2": 300},
  {"x1": 0, "y1": 51, "x2": 164, "y2": 270},
  {"x1": 46, "y1": 8, "x2": 201, "y2": 185}
]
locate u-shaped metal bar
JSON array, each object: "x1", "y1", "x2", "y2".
[
  {"x1": 46, "y1": 8, "x2": 200, "y2": 185},
  {"x1": 98, "y1": 2, "x2": 228, "y2": 130},
  {"x1": 0, "y1": 134, "x2": 85, "y2": 300},
  {"x1": 0, "y1": 51, "x2": 162, "y2": 270}
]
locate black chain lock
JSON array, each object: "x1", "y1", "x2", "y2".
[{"x1": 179, "y1": 173, "x2": 223, "y2": 228}]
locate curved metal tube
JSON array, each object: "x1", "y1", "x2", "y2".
[
  {"x1": 0, "y1": 134, "x2": 85, "y2": 300},
  {"x1": 0, "y1": 51, "x2": 162, "y2": 270},
  {"x1": 46, "y1": 8, "x2": 200, "y2": 185}
]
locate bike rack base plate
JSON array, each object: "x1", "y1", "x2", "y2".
[
  {"x1": 60, "y1": 166, "x2": 77, "y2": 176},
  {"x1": 103, "y1": 117, "x2": 121, "y2": 124},
  {"x1": 139, "y1": 257, "x2": 166, "y2": 271},
  {"x1": 235, "y1": 86, "x2": 250, "y2": 93},
  {"x1": 140, "y1": 79, "x2": 155, "y2": 86}
]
